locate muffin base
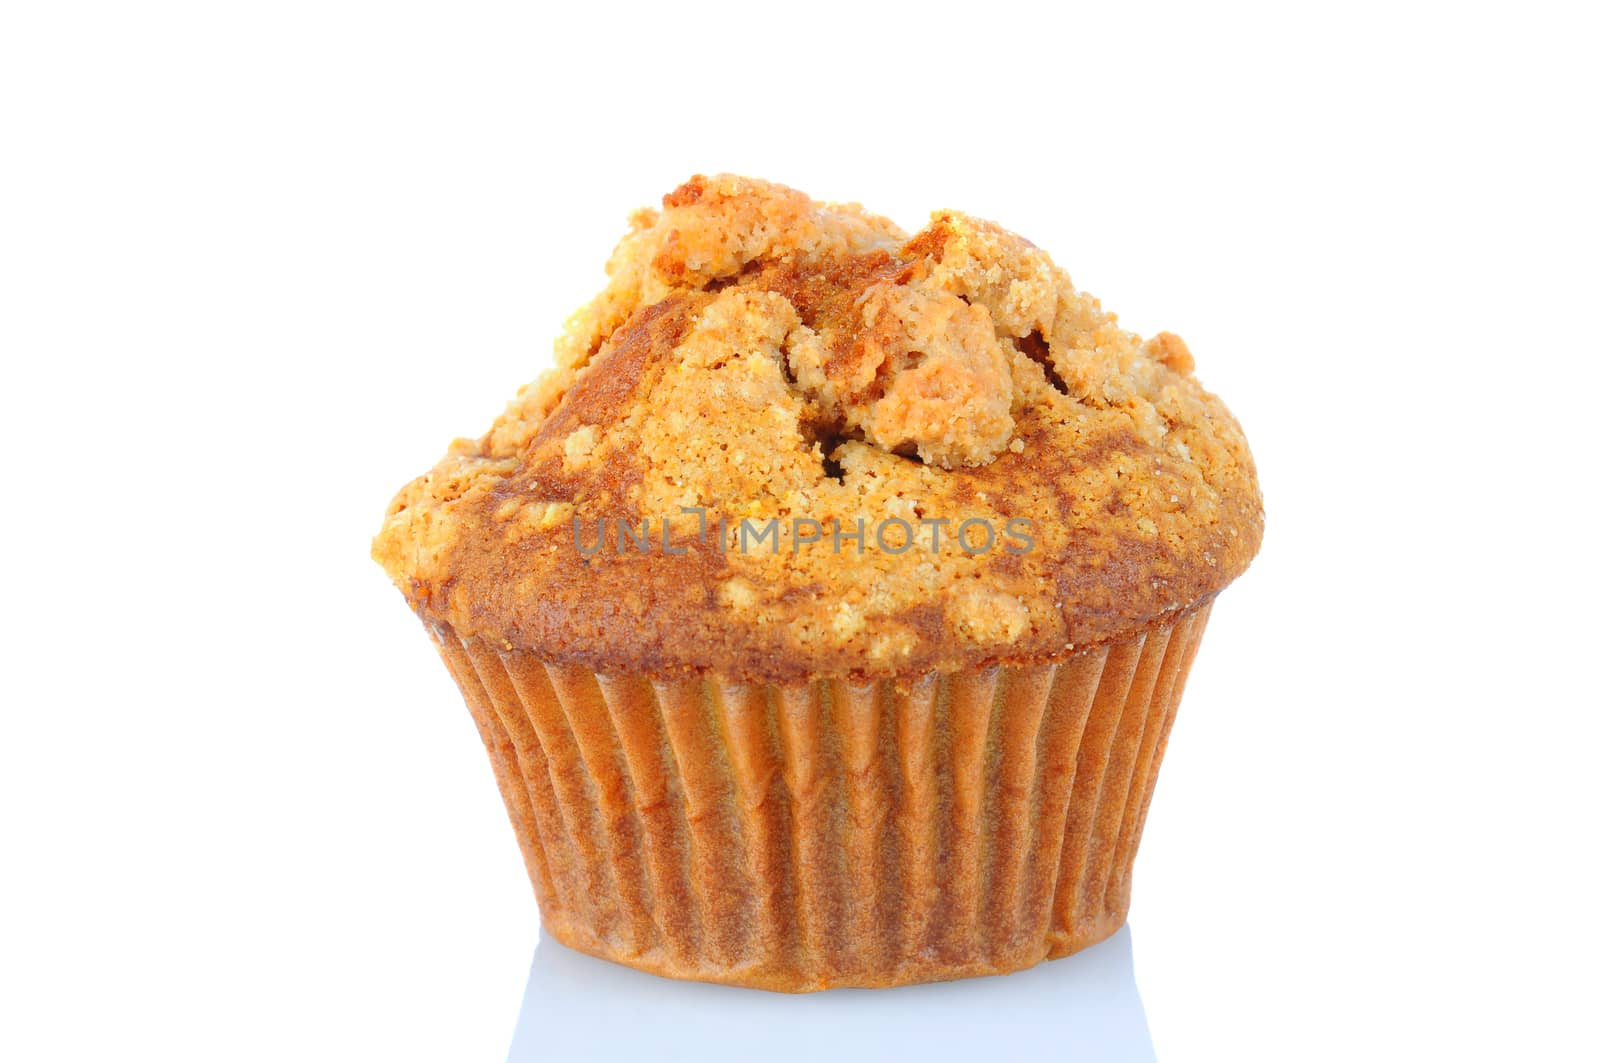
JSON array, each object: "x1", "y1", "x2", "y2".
[{"x1": 429, "y1": 602, "x2": 1211, "y2": 992}]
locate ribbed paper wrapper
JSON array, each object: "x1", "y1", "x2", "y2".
[{"x1": 428, "y1": 602, "x2": 1211, "y2": 991}]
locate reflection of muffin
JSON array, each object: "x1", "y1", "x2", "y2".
[{"x1": 373, "y1": 175, "x2": 1263, "y2": 991}]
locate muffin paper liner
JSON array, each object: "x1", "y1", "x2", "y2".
[{"x1": 429, "y1": 601, "x2": 1212, "y2": 991}]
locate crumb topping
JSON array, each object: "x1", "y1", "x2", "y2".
[{"x1": 374, "y1": 175, "x2": 1263, "y2": 680}]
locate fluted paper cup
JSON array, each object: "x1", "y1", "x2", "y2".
[{"x1": 427, "y1": 601, "x2": 1212, "y2": 991}]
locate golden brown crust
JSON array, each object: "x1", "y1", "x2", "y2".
[{"x1": 374, "y1": 175, "x2": 1263, "y2": 682}]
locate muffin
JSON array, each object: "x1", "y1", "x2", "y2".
[{"x1": 372, "y1": 174, "x2": 1263, "y2": 991}]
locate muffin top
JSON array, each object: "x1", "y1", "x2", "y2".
[{"x1": 373, "y1": 175, "x2": 1263, "y2": 681}]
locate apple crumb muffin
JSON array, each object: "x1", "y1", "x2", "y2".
[{"x1": 373, "y1": 175, "x2": 1263, "y2": 990}]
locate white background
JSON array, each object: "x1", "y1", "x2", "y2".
[{"x1": 3, "y1": 3, "x2": 1596, "y2": 1060}]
